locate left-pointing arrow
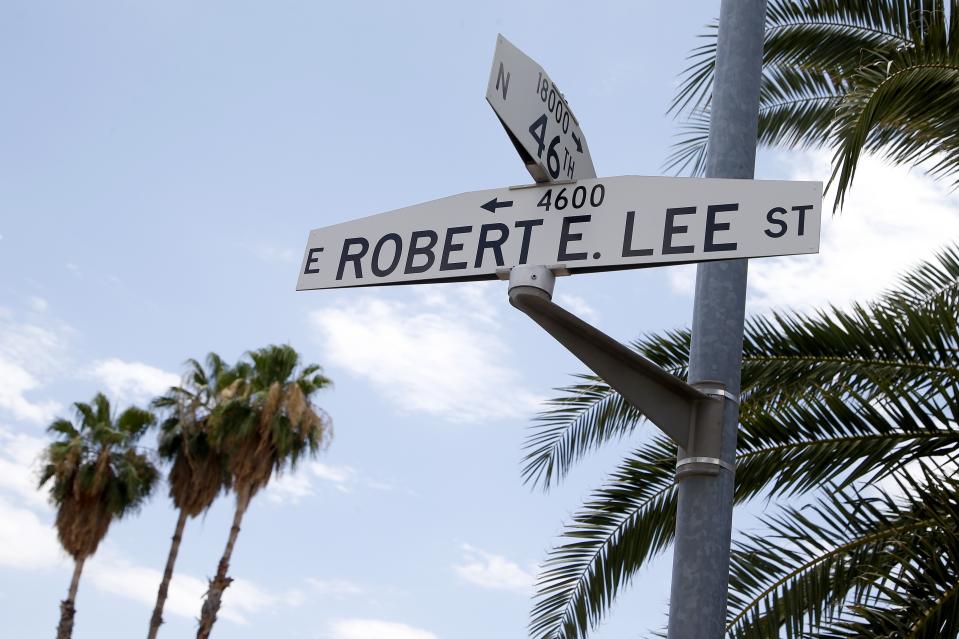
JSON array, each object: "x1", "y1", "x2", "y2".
[{"x1": 480, "y1": 197, "x2": 513, "y2": 213}]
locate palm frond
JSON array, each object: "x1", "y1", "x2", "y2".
[
  {"x1": 523, "y1": 376, "x2": 643, "y2": 490},
  {"x1": 529, "y1": 380, "x2": 959, "y2": 639},
  {"x1": 884, "y1": 242, "x2": 959, "y2": 308},
  {"x1": 667, "y1": 0, "x2": 937, "y2": 180},
  {"x1": 530, "y1": 438, "x2": 678, "y2": 639},
  {"x1": 726, "y1": 469, "x2": 959, "y2": 638}
]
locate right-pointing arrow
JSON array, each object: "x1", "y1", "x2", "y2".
[{"x1": 571, "y1": 131, "x2": 583, "y2": 153}]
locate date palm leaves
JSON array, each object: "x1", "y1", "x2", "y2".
[
  {"x1": 668, "y1": 0, "x2": 959, "y2": 208},
  {"x1": 726, "y1": 468, "x2": 959, "y2": 638},
  {"x1": 525, "y1": 245, "x2": 959, "y2": 638},
  {"x1": 40, "y1": 393, "x2": 159, "y2": 639}
]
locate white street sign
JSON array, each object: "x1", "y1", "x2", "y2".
[
  {"x1": 486, "y1": 34, "x2": 596, "y2": 183},
  {"x1": 297, "y1": 176, "x2": 822, "y2": 291}
]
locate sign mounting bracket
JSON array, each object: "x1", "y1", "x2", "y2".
[{"x1": 506, "y1": 265, "x2": 733, "y2": 477}]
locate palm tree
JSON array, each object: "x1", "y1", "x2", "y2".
[
  {"x1": 39, "y1": 393, "x2": 159, "y2": 639},
  {"x1": 525, "y1": 245, "x2": 959, "y2": 638},
  {"x1": 196, "y1": 344, "x2": 332, "y2": 639},
  {"x1": 147, "y1": 353, "x2": 235, "y2": 639},
  {"x1": 668, "y1": 0, "x2": 959, "y2": 207}
]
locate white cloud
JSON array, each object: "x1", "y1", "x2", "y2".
[
  {"x1": 452, "y1": 544, "x2": 535, "y2": 594},
  {"x1": 751, "y1": 153, "x2": 959, "y2": 310},
  {"x1": 27, "y1": 296, "x2": 48, "y2": 313},
  {"x1": 266, "y1": 471, "x2": 316, "y2": 504},
  {"x1": 311, "y1": 462, "x2": 356, "y2": 487},
  {"x1": 0, "y1": 315, "x2": 67, "y2": 424},
  {"x1": 669, "y1": 152, "x2": 959, "y2": 311},
  {"x1": 0, "y1": 496, "x2": 62, "y2": 570},
  {"x1": 330, "y1": 619, "x2": 439, "y2": 639},
  {"x1": 554, "y1": 293, "x2": 600, "y2": 323},
  {"x1": 0, "y1": 424, "x2": 64, "y2": 571},
  {"x1": 668, "y1": 264, "x2": 697, "y2": 296},
  {"x1": 90, "y1": 358, "x2": 179, "y2": 404},
  {"x1": 0, "y1": 425, "x2": 49, "y2": 510},
  {"x1": 86, "y1": 551, "x2": 285, "y2": 625},
  {"x1": 310, "y1": 284, "x2": 541, "y2": 423},
  {"x1": 306, "y1": 578, "x2": 367, "y2": 598},
  {"x1": 0, "y1": 500, "x2": 287, "y2": 627},
  {"x1": 266, "y1": 462, "x2": 388, "y2": 505},
  {"x1": 0, "y1": 359, "x2": 60, "y2": 424}
]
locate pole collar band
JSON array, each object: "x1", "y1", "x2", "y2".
[{"x1": 676, "y1": 456, "x2": 736, "y2": 473}]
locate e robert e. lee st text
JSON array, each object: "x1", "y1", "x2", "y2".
[{"x1": 303, "y1": 191, "x2": 814, "y2": 281}]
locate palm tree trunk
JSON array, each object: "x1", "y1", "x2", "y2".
[
  {"x1": 147, "y1": 509, "x2": 189, "y2": 639},
  {"x1": 57, "y1": 556, "x2": 86, "y2": 639},
  {"x1": 196, "y1": 487, "x2": 251, "y2": 639}
]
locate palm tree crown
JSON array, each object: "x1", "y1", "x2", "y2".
[
  {"x1": 40, "y1": 392, "x2": 158, "y2": 639},
  {"x1": 154, "y1": 353, "x2": 235, "y2": 516},
  {"x1": 147, "y1": 353, "x2": 237, "y2": 639},
  {"x1": 215, "y1": 344, "x2": 332, "y2": 498},
  {"x1": 40, "y1": 392, "x2": 158, "y2": 559},
  {"x1": 196, "y1": 344, "x2": 332, "y2": 639}
]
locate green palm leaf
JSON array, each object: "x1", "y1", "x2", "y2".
[
  {"x1": 527, "y1": 244, "x2": 959, "y2": 638},
  {"x1": 726, "y1": 469, "x2": 959, "y2": 638},
  {"x1": 667, "y1": 0, "x2": 952, "y2": 193}
]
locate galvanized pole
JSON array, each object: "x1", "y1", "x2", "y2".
[{"x1": 666, "y1": 2, "x2": 766, "y2": 639}]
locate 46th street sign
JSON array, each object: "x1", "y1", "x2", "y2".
[
  {"x1": 486, "y1": 34, "x2": 596, "y2": 182},
  {"x1": 296, "y1": 176, "x2": 821, "y2": 291}
]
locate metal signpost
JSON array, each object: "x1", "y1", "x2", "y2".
[
  {"x1": 667, "y1": 2, "x2": 767, "y2": 638},
  {"x1": 486, "y1": 34, "x2": 596, "y2": 183},
  {"x1": 299, "y1": 19, "x2": 805, "y2": 638}
]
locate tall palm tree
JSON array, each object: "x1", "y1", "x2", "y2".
[
  {"x1": 147, "y1": 353, "x2": 235, "y2": 639},
  {"x1": 668, "y1": 0, "x2": 959, "y2": 207},
  {"x1": 39, "y1": 393, "x2": 159, "y2": 639},
  {"x1": 525, "y1": 245, "x2": 959, "y2": 638},
  {"x1": 196, "y1": 344, "x2": 332, "y2": 639}
]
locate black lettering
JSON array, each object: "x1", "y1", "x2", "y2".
[
  {"x1": 474, "y1": 223, "x2": 509, "y2": 268},
  {"x1": 336, "y1": 238, "x2": 369, "y2": 280},
  {"x1": 404, "y1": 230, "x2": 437, "y2": 274},
  {"x1": 704, "y1": 203, "x2": 738, "y2": 252},
  {"x1": 440, "y1": 226, "x2": 472, "y2": 271},
  {"x1": 514, "y1": 219, "x2": 544, "y2": 265},
  {"x1": 765, "y1": 207, "x2": 788, "y2": 238},
  {"x1": 558, "y1": 214, "x2": 591, "y2": 261},
  {"x1": 303, "y1": 247, "x2": 324, "y2": 274},
  {"x1": 371, "y1": 233, "x2": 402, "y2": 277},
  {"x1": 622, "y1": 211, "x2": 653, "y2": 257},
  {"x1": 792, "y1": 204, "x2": 813, "y2": 236},
  {"x1": 496, "y1": 62, "x2": 510, "y2": 100},
  {"x1": 663, "y1": 207, "x2": 696, "y2": 255}
]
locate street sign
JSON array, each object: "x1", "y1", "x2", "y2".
[
  {"x1": 297, "y1": 176, "x2": 822, "y2": 291},
  {"x1": 486, "y1": 34, "x2": 596, "y2": 183}
]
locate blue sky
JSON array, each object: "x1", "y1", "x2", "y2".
[{"x1": 3, "y1": 2, "x2": 959, "y2": 639}]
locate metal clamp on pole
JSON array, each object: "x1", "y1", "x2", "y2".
[{"x1": 674, "y1": 381, "x2": 736, "y2": 479}]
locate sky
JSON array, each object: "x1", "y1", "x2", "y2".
[{"x1": 2, "y1": 2, "x2": 959, "y2": 639}]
